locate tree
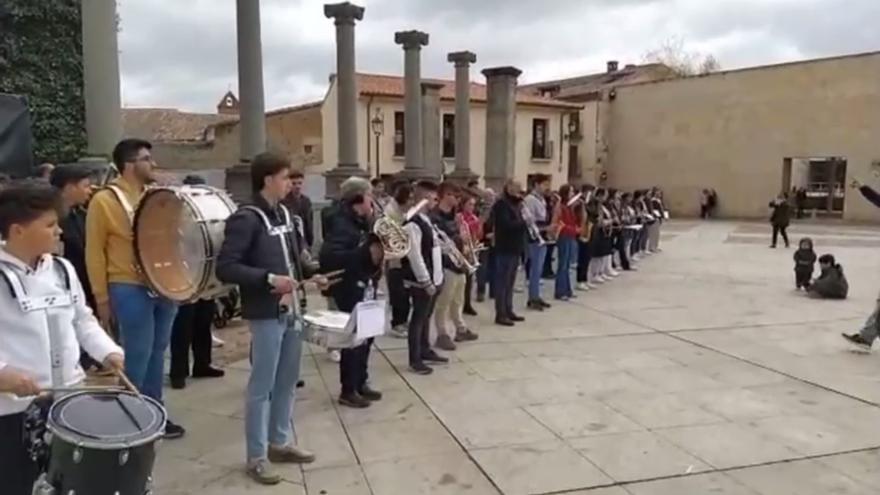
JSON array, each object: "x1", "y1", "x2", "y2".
[{"x1": 642, "y1": 37, "x2": 721, "y2": 77}]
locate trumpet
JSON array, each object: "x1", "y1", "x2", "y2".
[
  {"x1": 457, "y1": 214, "x2": 485, "y2": 268},
  {"x1": 520, "y1": 204, "x2": 546, "y2": 245},
  {"x1": 430, "y1": 222, "x2": 477, "y2": 275}
]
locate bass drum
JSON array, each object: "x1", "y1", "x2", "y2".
[
  {"x1": 42, "y1": 391, "x2": 166, "y2": 495},
  {"x1": 134, "y1": 185, "x2": 236, "y2": 303}
]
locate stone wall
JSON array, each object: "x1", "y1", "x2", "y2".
[{"x1": 607, "y1": 52, "x2": 880, "y2": 221}]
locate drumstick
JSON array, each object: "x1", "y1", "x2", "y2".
[
  {"x1": 114, "y1": 369, "x2": 143, "y2": 399},
  {"x1": 43, "y1": 385, "x2": 126, "y2": 393}
]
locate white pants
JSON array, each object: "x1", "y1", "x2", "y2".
[
  {"x1": 434, "y1": 269, "x2": 466, "y2": 338},
  {"x1": 648, "y1": 222, "x2": 661, "y2": 251}
]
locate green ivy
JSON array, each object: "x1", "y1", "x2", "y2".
[{"x1": 0, "y1": 0, "x2": 86, "y2": 164}]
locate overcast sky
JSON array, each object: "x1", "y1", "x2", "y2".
[{"x1": 117, "y1": 0, "x2": 880, "y2": 113}]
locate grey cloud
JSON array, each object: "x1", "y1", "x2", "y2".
[{"x1": 117, "y1": 0, "x2": 880, "y2": 112}]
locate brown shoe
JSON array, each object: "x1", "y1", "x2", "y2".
[
  {"x1": 435, "y1": 334, "x2": 457, "y2": 351},
  {"x1": 454, "y1": 329, "x2": 479, "y2": 342},
  {"x1": 268, "y1": 444, "x2": 315, "y2": 464}
]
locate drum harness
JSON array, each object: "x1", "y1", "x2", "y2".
[
  {"x1": 241, "y1": 204, "x2": 308, "y2": 321},
  {"x1": 105, "y1": 185, "x2": 158, "y2": 299}
]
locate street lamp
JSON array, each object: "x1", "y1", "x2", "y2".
[{"x1": 371, "y1": 109, "x2": 384, "y2": 178}]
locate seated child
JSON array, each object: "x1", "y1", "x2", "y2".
[
  {"x1": 0, "y1": 182, "x2": 124, "y2": 495},
  {"x1": 793, "y1": 238, "x2": 816, "y2": 290},
  {"x1": 806, "y1": 254, "x2": 849, "y2": 299}
]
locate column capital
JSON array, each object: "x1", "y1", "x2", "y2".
[
  {"x1": 421, "y1": 81, "x2": 445, "y2": 94},
  {"x1": 394, "y1": 30, "x2": 429, "y2": 50},
  {"x1": 323, "y1": 2, "x2": 365, "y2": 25},
  {"x1": 482, "y1": 66, "x2": 523, "y2": 79},
  {"x1": 447, "y1": 51, "x2": 477, "y2": 67}
]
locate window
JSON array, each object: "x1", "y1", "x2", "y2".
[
  {"x1": 303, "y1": 144, "x2": 313, "y2": 154},
  {"x1": 532, "y1": 118, "x2": 550, "y2": 159},
  {"x1": 442, "y1": 114, "x2": 455, "y2": 158},
  {"x1": 393, "y1": 111, "x2": 405, "y2": 157}
]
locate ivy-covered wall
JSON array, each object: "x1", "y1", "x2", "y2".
[{"x1": 0, "y1": 0, "x2": 86, "y2": 164}]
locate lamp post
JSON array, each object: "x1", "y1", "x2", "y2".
[{"x1": 371, "y1": 109, "x2": 384, "y2": 178}]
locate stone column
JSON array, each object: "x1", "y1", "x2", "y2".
[
  {"x1": 482, "y1": 66, "x2": 521, "y2": 192},
  {"x1": 446, "y1": 51, "x2": 478, "y2": 184},
  {"x1": 394, "y1": 30, "x2": 430, "y2": 180},
  {"x1": 81, "y1": 0, "x2": 122, "y2": 159},
  {"x1": 226, "y1": 0, "x2": 269, "y2": 201},
  {"x1": 421, "y1": 82, "x2": 444, "y2": 179},
  {"x1": 324, "y1": 2, "x2": 367, "y2": 198}
]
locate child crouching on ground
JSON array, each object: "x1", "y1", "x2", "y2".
[
  {"x1": 793, "y1": 238, "x2": 816, "y2": 290},
  {"x1": 806, "y1": 254, "x2": 849, "y2": 300}
]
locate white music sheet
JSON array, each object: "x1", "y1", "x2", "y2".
[{"x1": 355, "y1": 300, "x2": 387, "y2": 340}]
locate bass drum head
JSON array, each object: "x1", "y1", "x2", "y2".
[
  {"x1": 47, "y1": 391, "x2": 166, "y2": 449},
  {"x1": 134, "y1": 186, "x2": 233, "y2": 302}
]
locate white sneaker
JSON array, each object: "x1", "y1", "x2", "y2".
[
  {"x1": 388, "y1": 325, "x2": 408, "y2": 339},
  {"x1": 576, "y1": 282, "x2": 590, "y2": 292},
  {"x1": 212, "y1": 334, "x2": 225, "y2": 348},
  {"x1": 593, "y1": 275, "x2": 606, "y2": 284},
  {"x1": 328, "y1": 350, "x2": 341, "y2": 363},
  {"x1": 586, "y1": 283, "x2": 599, "y2": 290},
  {"x1": 607, "y1": 270, "x2": 620, "y2": 278}
]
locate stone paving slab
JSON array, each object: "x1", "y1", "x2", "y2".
[{"x1": 153, "y1": 221, "x2": 880, "y2": 494}]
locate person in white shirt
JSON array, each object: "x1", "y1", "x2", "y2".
[{"x1": 0, "y1": 182, "x2": 124, "y2": 495}]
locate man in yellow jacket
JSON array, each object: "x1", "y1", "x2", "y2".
[{"x1": 85, "y1": 138, "x2": 184, "y2": 439}]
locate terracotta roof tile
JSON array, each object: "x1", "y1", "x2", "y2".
[
  {"x1": 121, "y1": 108, "x2": 238, "y2": 142},
  {"x1": 520, "y1": 63, "x2": 673, "y2": 100},
  {"x1": 354, "y1": 73, "x2": 582, "y2": 109}
]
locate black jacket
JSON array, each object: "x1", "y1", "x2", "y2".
[
  {"x1": 321, "y1": 199, "x2": 340, "y2": 240},
  {"x1": 491, "y1": 194, "x2": 527, "y2": 255},
  {"x1": 282, "y1": 192, "x2": 314, "y2": 248},
  {"x1": 808, "y1": 264, "x2": 849, "y2": 299},
  {"x1": 769, "y1": 199, "x2": 791, "y2": 227},
  {"x1": 59, "y1": 206, "x2": 95, "y2": 309},
  {"x1": 318, "y1": 204, "x2": 381, "y2": 313},
  {"x1": 216, "y1": 195, "x2": 316, "y2": 320},
  {"x1": 793, "y1": 248, "x2": 816, "y2": 272},
  {"x1": 430, "y1": 207, "x2": 465, "y2": 274}
]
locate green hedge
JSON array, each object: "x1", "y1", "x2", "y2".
[{"x1": 0, "y1": 0, "x2": 86, "y2": 164}]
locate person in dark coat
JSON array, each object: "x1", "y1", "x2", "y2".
[
  {"x1": 490, "y1": 180, "x2": 527, "y2": 326},
  {"x1": 51, "y1": 165, "x2": 101, "y2": 370},
  {"x1": 807, "y1": 254, "x2": 848, "y2": 299},
  {"x1": 319, "y1": 177, "x2": 384, "y2": 409},
  {"x1": 769, "y1": 193, "x2": 791, "y2": 248},
  {"x1": 282, "y1": 170, "x2": 314, "y2": 249},
  {"x1": 842, "y1": 179, "x2": 880, "y2": 351},
  {"x1": 793, "y1": 238, "x2": 816, "y2": 290}
]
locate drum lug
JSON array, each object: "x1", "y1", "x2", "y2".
[
  {"x1": 119, "y1": 449, "x2": 129, "y2": 466},
  {"x1": 145, "y1": 476, "x2": 154, "y2": 494},
  {"x1": 72, "y1": 447, "x2": 83, "y2": 464}
]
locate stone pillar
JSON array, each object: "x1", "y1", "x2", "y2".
[
  {"x1": 324, "y1": 2, "x2": 367, "y2": 198},
  {"x1": 446, "y1": 51, "x2": 478, "y2": 185},
  {"x1": 421, "y1": 82, "x2": 444, "y2": 179},
  {"x1": 482, "y1": 66, "x2": 521, "y2": 192},
  {"x1": 394, "y1": 30, "x2": 430, "y2": 180},
  {"x1": 81, "y1": 0, "x2": 122, "y2": 159},
  {"x1": 226, "y1": 0, "x2": 269, "y2": 201}
]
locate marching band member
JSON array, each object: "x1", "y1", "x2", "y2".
[
  {"x1": 0, "y1": 183, "x2": 124, "y2": 495},
  {"x1": 523, "y1": 174, "x2": 552, "y2": 311},
  {"x1": 459, "y1": 194, "x2": 482, "y2": 316},
  {"x1": 319, "y1": 177, "x2": 385, "y2": 409},
  {"x1": 431, "y1": 182, "x2": 478, "y2": 351},
  {"x1": 402, "y1": 180, "x2": 446, "y2": 375},
  {"x1": 216, "y1": 152, "x2": 327, "y2": 485},
  {"x1": 575, "y1": 185, "x2": 595, "y2": 291},
  {"x1": 85, "y1": 139, "x2": 185, "y2": 438},
  {"x1": 490, "y1": 180, "x2": 527, "y2": 327},
  {"x1": 385, "y1": 181, "x2": 414, "y2": 339},
  {"x1": 553, "y1": 184, "x2": 580, "y2": 300},
  {"x1": 648, "y1": 187, "x2": 666, "y2": 253}
]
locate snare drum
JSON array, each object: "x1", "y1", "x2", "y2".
[
  {"x1": 302, "y1": 310, "x2": 358, "y2": 349},
  {"x1": 134, "y1": 185, "x2": 236, "y2": 303},
  {"x1": 33, "y1": 391, "x2": 166, "y2": 495}
]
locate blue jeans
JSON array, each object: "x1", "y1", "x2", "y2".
[
  {"x1": 108, "y1": 283, "x2": 178, "y2": 402},
  {"x1": 246, "y1": 315, "x2": 303, "y2": 461},
  {"x1": 527, "y1": 243, "x2": 546, "y2": 301},
  {"x1": 555, "y1": 237, "x2": 575, "y2": 298}
]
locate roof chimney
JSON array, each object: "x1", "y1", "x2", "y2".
[{"x1": 607, "y1": 60, "x2": 619, "y2": 73}]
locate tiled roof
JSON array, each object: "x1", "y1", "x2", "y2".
[
  {"x1": 354, "y1": 73, "x2": 582, "y2": 109},
  {"x1": 520, "y1": 63, "x2": 673, "y2": 101},
  {"x1": 121, "y1": 108, "x2": 237, "y2": 142}
]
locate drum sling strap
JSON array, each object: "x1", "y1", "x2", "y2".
[
  {"x1": 0, "y1": 257, "x2": 78, "y2": 388},
  {"x1": 241, "y1": 204, "x2": 308, "y2": 315},
  {"x1": 105, "y1": 185, "x2": 158, "y2": 298}
]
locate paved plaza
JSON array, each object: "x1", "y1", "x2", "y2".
[{"x1": 155, "y1": 220, "x2": 880, "y2": 494}]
